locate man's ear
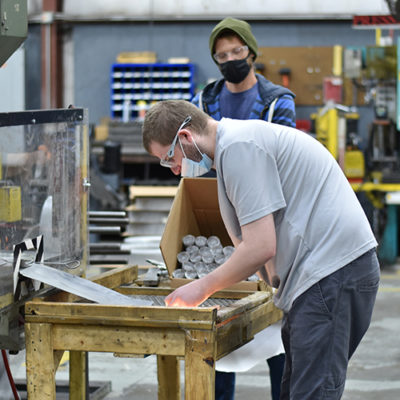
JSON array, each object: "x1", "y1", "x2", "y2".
[{"x1": 178, "y1": 129, "x2": 194, "y2": 144}]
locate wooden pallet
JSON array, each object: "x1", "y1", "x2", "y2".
[{"x1": 24, "y1": 265, "x2": 282, "y2": 400}]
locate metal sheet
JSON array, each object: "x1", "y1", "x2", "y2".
[
  {"x1": 130, "y1": 294, "x2": 236, "y2": 308},
  {"x1": 20, "y1": 263, "x2": 152, "y2": 306}
]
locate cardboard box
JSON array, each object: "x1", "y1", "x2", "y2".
[
  {"x1": 160, "y1": 178, "x2": 268, "y2": 291},
  {"x1": 116, "y1": 51, "x2": 157, "y2": 64}
]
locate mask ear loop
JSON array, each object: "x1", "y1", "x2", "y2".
[
  {"x1": 192, "y1": 138, "x2": 203, "y2": 155},
  {"x1": 178, "y1": 135, "x2": 204, "y2": 159},
  {"x1": 166, "y1": 116, "x2": 192, "y2": 159},
  {"x1": 178, "y1": 137, "x2": 187, "y2": 158}
]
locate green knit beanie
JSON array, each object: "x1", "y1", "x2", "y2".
[{"x1": 209, "y1": 17, "x2": 258, "y2": 64}]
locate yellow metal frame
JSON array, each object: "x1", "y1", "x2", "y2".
[{"x1": 351, "y1": 182, "x2": 400, "y2": 208}]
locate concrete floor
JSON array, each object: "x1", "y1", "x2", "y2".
[{"x1": 4, "y1": 262, "x2": 400, "y2": 399}]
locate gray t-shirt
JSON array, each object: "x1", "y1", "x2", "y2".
[{"x1": 215, "y1": 118, "x2": 377, "y2": 312}]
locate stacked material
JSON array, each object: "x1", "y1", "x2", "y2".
[{"x1": 172, "y1": 234, "x2": 259, "y2": 282}]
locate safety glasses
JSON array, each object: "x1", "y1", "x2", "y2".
[
  {"x1": 160, "y1": 116, "x2": 192, "y2": 168},
  {"x1": 213, "y1": 45, "x2": 249, "y2": 64}
]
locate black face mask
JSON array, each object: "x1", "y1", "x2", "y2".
[{"x1": 219, "y1": 56, "x2": 251, "y2": 84}]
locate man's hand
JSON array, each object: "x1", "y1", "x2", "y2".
[{"x1": 165, "y1": 279, "x2": 210, "y2": 307}]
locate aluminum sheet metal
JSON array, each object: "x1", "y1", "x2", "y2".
[
  {"x1": 129, "y1": 294, "x2": 237, "y2": 308},
  {"x1": 19, "y1": 263, "x2": 152, "y2": 306}
]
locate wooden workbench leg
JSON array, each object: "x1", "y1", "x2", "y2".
[
  {"x1": 157, "y1": 355, "x2": 180, "y2": 400},
  {"x1": 185, "y1": 330, "x2": 216, "y2": 400},
  {"x1": 70, "y1": 351, "x2": 88, "y2": 400},
  {"x1": 25, "y1": 322, "x2": 56, "y2": 399}
]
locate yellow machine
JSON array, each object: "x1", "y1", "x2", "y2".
[
  {"x1": 311, "y1": 104, "x2": 365, "y2": 183},
  {"x1": 312, "y1": 102, "x2": 400, "y2": 266}
]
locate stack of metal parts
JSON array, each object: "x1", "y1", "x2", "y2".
[
  {"x1": 89, "y1": 210, "x2": 130, "y2": 265},
  {"x1": 89, "y1": 210, "x2": 166, "y2": 270},
  {"x1": 173, "y1": 234, "x2": 259, "y2": 282},
  {"x1": 107, "y1": 120, "x2": 144, "y2": 153},
  {"x1": 126, "y1": 186, "x2": 175, "y2": 236},
  {"x1": 121, "y1": 236, "x2": 164, "y2": 267}
]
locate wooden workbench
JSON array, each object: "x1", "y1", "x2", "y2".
[{"x1": 24, "y1": 266, "x2": 282, "y2": 400}]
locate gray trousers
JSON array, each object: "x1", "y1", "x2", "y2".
[{"x1": 280, "y1": 249, "x2": 380, "y2": 400}]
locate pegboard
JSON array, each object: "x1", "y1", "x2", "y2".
[{"x1": 257, "y1": 46, "x2": 366, "y2": 106}]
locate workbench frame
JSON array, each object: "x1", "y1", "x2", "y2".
[{"x1": 24, "y1": 266, "x2": 281, "y2": 399}]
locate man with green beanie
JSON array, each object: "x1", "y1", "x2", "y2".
[
  {"x1": 192, "y1": 17, "x2": 296, "y2": 127},
  {"x1": 192, "y1": 17, "x2": 296, "y2": 400}
]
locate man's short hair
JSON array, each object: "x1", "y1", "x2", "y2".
[{"x1": 142, "y1": 100, "x2": 210, "y2": 153}]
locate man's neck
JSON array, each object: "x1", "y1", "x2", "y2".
[
  {"x1": 224, "y1": 69, "x2": 257, "y2": 93},
  {"x1": 199, "y1": 119, "x2": 218, "y2": 162}
]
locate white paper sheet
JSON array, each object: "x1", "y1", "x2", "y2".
[{"x1": 216, "y1": 321, "x2": 284, "y2": 372}]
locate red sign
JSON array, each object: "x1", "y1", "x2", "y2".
[{"x1": 353, "y1": 15, "x2": 400, "y2": 27}]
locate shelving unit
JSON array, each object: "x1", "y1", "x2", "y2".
[{"x1": 110, "y1": 63, "x2": 196, "y2": 120}]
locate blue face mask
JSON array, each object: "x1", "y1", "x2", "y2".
[{"x1": 179, "y1": 138, "x2": 213, "y2": 177}]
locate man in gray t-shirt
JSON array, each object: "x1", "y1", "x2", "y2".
[
  {"x1": 215, "y1": 118, "x2": 377, "y2": 312},
  {"x1": 142, "y1": 100, "x2": 380, "y2": 399}
]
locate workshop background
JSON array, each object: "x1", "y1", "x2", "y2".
[
  {"x1": 13, "y1": 0, "x2": 399, "y2": 261},
  {"x1": 1, "y1": 0, "x2": 400, "y2": 399}
]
